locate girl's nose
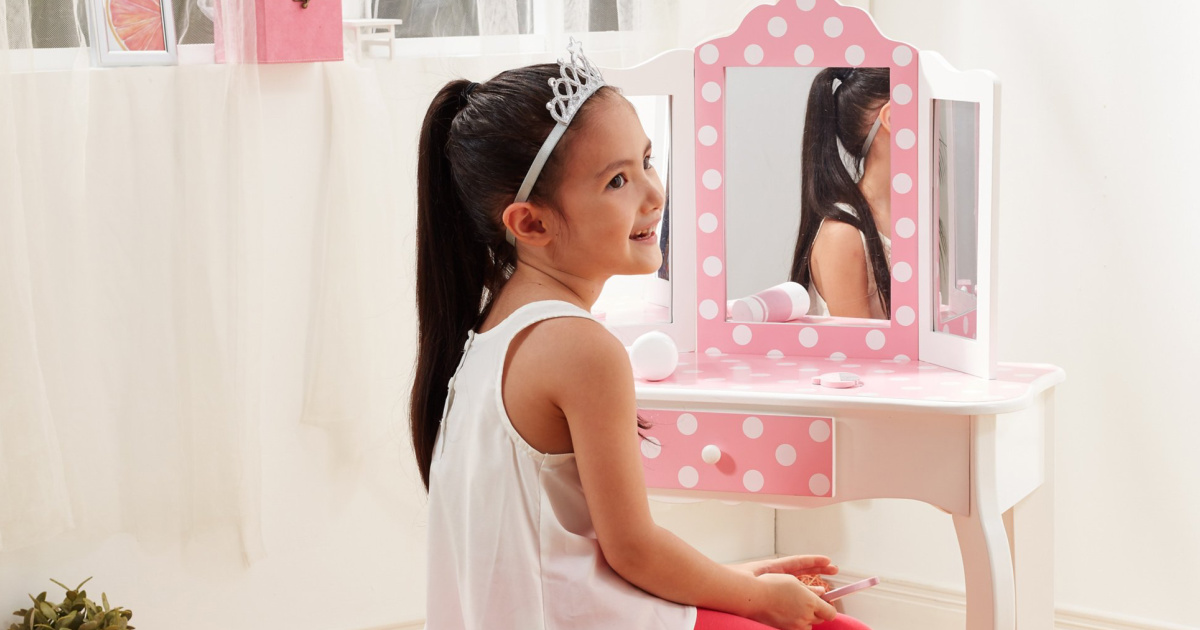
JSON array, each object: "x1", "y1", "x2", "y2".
[{"x1": 644, "y1": 174, "x2": 665, "y2": 212}]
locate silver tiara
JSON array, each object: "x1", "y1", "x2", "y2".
[
  {"x1": 546, "y1": 38, "x2": 606, "y2": 126},
  {"x1": 508, "y1": 38, "x2": 607, "y2": 244}
]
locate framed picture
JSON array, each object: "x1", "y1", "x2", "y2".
[{"x1": 86, "y1": 0, "x2": 178, "y2": 66}]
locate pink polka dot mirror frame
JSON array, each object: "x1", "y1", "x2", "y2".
[{"x1": 694, "y1": 0, "x2": 920, "y2": 361}]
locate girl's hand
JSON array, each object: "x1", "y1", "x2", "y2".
[
  {"x1": 733, "y1": 555, "x2": 839, "y2": 579},
  {"x1": 750, "y1": 573, "x2": 838, "y2": 630}
]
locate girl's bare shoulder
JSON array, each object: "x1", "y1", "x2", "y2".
[{"x1": 510, "y1": 315, "x2": 632, "y2": 399}]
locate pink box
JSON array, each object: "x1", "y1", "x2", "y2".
[{"x1": 215, "y1": 0, "x2": 343, "y2": 64}]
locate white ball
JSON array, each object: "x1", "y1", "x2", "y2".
[{"x1": 630, "y1": 331, "x2": 679, "y2": 381}]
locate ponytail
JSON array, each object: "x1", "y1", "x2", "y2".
[
  {"x1": 790, "y1": 67, "x2": 892, "y2": 317},
  {"x1": 412, "y1": 80, "x2": 484, "y2": 490}
]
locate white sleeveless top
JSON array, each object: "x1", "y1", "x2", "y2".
[
  {"x1": 425, "y1": 300, "x2": 697, "y2": 630},
  {"x1": 807, "y1": 203, "x2": 891, "y2": 318}
]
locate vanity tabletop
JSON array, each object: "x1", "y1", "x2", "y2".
[{"x1": 635, "y1": 353, "x2": 1065, "y2": 415}]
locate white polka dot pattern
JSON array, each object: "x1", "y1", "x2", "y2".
[
  {"x1": 794, "y1": 45, "x2": 815, "y2": 65},
  {"x1": 845, "y1": 45, "x2": 865, "y2": 66},
  {"x1": 809, "y1": 419, "x2": 831, "y2": 443},
  {"x1": 744, "y1": 44, "x2": 764, "y2": 65},
  {"x1": 743, "y1": 470, "x2": 765, "y2": 492},
  {"x1": 639, "y1": 408, "x2": 836, "y2": 497},
  {"x1": 679, "y1": 466, "x2": 699, "y2": 488},
  {"x1": 823, "y1": 17, "x2": 843, "y2": 37},
  {"x1": 776, "y1": 444, "x2": 797, "y2": 466},
  {"x1": 703, "y1": 256, "x2": 723, "y2": 277},
  {"x1": 809, "y1": 474, "x2": 831, "y2": 496},
  {"x1": 768, "y1": 17, "x2": 788, "y2": 37},
  {"x1": 677, "y1": 413, "x2": 698, "y2": 435}
]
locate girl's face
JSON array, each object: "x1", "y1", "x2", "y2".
[{"x1": 546, "y1": 95, "x2": 665, "y2": 280}]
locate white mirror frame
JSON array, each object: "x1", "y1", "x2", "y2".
[
  {"x1": 599, "y1": 49, "x2": 698, "y2": 352},
  {"x1": 917, "y1": 51, "x2": 999, "y2": 378}
]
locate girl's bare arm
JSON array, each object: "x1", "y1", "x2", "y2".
[{"x1": 531, "y1": 318, "x2": 837, "y2": 629}]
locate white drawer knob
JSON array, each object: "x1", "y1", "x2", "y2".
[{"x1": 701, "y1": 444, "x2": 722, "y2": 465}]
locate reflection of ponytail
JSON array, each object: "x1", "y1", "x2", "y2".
[
  {"x1": 410, "y1": 67, "x2": 616, "y2": 490},
  {"x1": 790, "y1": 67, "x2": 891, "y2": 316}
]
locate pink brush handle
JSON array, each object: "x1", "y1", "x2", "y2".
[{"x1": 820, "y1": 576, "x2": 880, "y2": 602}]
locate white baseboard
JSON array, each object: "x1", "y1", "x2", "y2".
[{"x1": 828, "y1": 571, "x2": 1197, "y2": 630}]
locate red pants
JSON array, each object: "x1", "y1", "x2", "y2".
[{"x1": 695, "y1": 608, "x2": 872, "y2": 630}]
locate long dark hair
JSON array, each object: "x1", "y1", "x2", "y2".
[
  {"x1": 411, "y1": 67, "x2": 615, "y2": 489},
  {"x1": 789, "y1": 67, "x2": 891, "y2": 316}
]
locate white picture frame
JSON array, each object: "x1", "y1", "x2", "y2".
[
  {"x1": 917, "y1": 51, "x2": 1000, "y2": 378},
  {"x1": 86, "y1": 0, "x2": 178, "y2": 67}
]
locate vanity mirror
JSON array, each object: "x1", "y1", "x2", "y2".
[
  {"x1": 596, "y1": 50, "x2": 697, "y2": 351},
  {"x1": 918, "y1": 51, "x2": 999, "y2": 378},
  {"x1": 694, "y1": 0, "x2": 919, "y2": 359}
]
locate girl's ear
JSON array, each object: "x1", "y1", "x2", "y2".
[
  {"x1": 502, "y1": 201, "x2": 553, "y2": 247},
  {"x1": 880, "y1": 101, "x2": 893, "y2": 134}
]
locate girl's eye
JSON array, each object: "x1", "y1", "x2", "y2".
[
  {"x1": 644, "y1": 155, "x2": 655, "y2": 170},
  {"x1": 607, "y1": 173, "x2": 627, "y2": 189}
]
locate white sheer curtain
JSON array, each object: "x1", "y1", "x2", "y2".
[
  {"x1": 0, "y1": 0, "x2": 738, "y2": 570},
  {"x1": 0, "y1": 0, "x2": 267, "y2": 563}
]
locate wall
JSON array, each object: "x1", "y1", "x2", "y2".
[{"x1": 776, "y1": 1, "x2": 1200, "y2": 628}]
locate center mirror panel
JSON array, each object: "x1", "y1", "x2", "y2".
[
  {"x1": 725, "y1": 66, "x2": 892, "y2": 325},
  {"x1": 692, "y1": 0, "x2": 919, "y2": 359}
]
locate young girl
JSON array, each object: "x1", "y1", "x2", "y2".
[
  {"x1": 789, "y1": 68, "x2": 892, "y2": 320},
  {"x1": 411, "y1": 41, "x2": 874, "y2": 630}
]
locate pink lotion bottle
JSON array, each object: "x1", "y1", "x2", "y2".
[{"x1": 729, "y1": 281, "x2": 811, "y2": 323}]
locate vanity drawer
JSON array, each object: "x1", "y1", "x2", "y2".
[{"x1": 638, "y1": 409, "x2": 834, "y2": 497}]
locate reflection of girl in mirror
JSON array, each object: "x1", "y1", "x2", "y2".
[{"x1": 789, "y1": 68, "x2": 892, "y2": 319}]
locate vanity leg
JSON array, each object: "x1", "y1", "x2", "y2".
[
  {"x1": 953, "y1": 414, "x2": 1016, "y2": 630},
  {"x1": 1004, "y1": 390, "x2": 1056, "y2": 629}
]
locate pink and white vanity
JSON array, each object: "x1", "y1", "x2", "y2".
[{"x1": 598, "y1": 2, "x2": 1065, "y2": 629}]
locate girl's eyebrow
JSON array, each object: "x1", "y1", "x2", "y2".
[{"x1": 595, "y1": 139, "x2": 653, "y2": 179}]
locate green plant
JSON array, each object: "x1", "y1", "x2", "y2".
[{"x1": 7, "y1": 578, "x2": 134, "y2": 630}]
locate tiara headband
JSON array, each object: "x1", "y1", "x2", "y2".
[{"x1": 506, "y1": 38, "x2": 607, "y2": 245}]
